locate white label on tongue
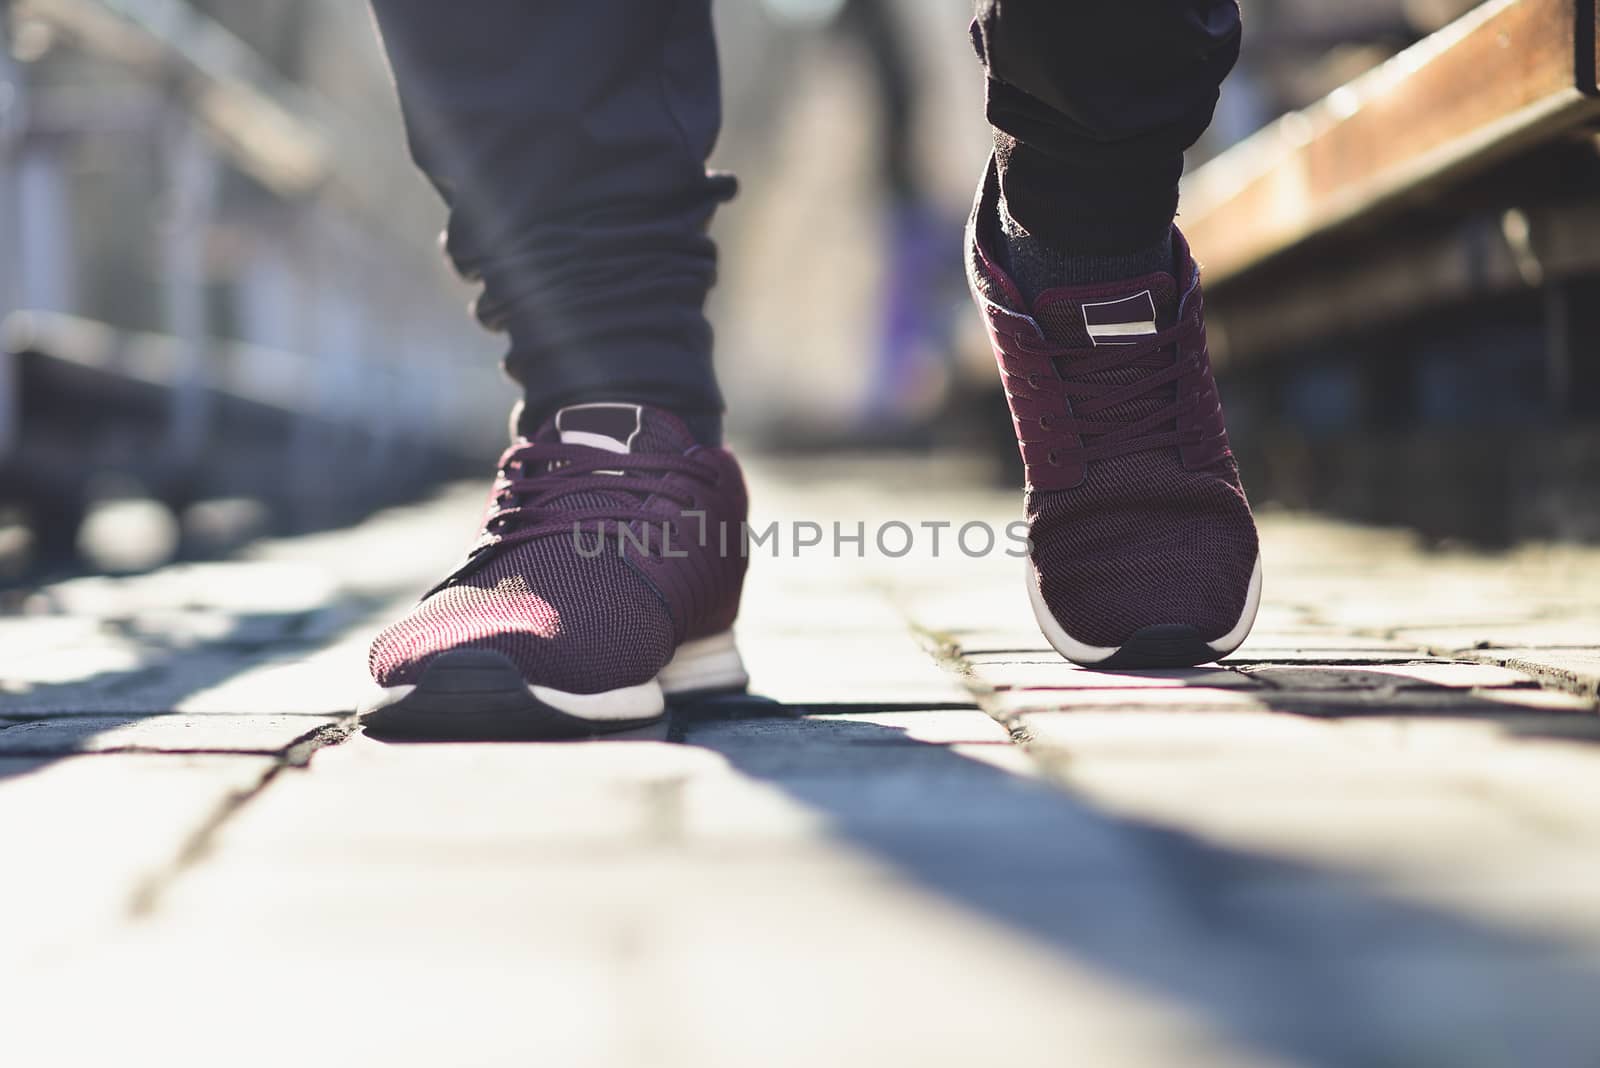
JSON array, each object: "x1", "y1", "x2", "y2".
[
  {"x1": 1082, "y1": 290, "x2": 1158, "y2": 347},
  {"x1": 555, "y1": 403, "x2": 643, "y2": 454}
]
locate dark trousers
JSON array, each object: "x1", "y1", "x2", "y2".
[{"x1": 369, "y1": 0, "x2": 1240, "y2": 426}]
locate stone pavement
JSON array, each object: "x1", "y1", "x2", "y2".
[{"x1": 2, "y1": 455, "x2": 1599, "y2": 1066}]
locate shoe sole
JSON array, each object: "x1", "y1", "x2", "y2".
[
  {"x1": 1027, "y1": 555, "x2": 1263, "y2": 670},
  {"x1": 359, "y1": 631, "x2": 748, "y2": 740}
]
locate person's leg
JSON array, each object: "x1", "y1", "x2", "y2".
[
  {"x1": 362, "y1": 2, "x2": 749, "y2": 739},
  {"x1": 966, "y1": 0, "x2": 1260, "y2": 669},
  {"x1": 972, "y1": 0, "x2": 1241, "y2": 297},
  {"x1": 369, "y1": 0, "x2": 735, "y2": 441}
]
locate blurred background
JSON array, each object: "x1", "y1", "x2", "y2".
[{"x1": 0, "y1": 0, "x2": 1590, "y2": 584}]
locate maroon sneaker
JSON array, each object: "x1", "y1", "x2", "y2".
[
  {"x1": 967, "y1": 167, "x2": 1261, "y2": 668},
  {"x1": 362, "y1": 403, "x2": 749, "y2": 738}
]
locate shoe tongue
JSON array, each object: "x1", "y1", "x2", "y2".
[
  {"x1": 1030, "y1": 272, "x2": 1179, "y2": 348},
  {"x1": 542, "y1": 402, "x2": 694, "y2": 456},
  {"x1": 513, "y1": 402, "x2": 694, "y2": 515},
  {"x1": 1028, "y1": 273, "x2": 1182, "y2": 454}
]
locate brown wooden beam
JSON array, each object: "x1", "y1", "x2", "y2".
[{"x1": 1183, "y1": 0, "x2": 1600, "y2": 285}]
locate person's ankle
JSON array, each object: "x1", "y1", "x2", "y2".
[
  {"x1": 996, "y1": 196, "x2": 1173, "y2": 305},
  {"x1": 672, "y1": 409, "x2": 723, "y2": 446}
]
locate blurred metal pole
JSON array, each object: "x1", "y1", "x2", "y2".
[
  {"x1": 161, "y1": 110, "x2": 218, "y2": 471},
  {"x1": 1544, "y1": 279, "x2": 1600, "y2": 420},
  {"x1": 0, "y1": 0, "x2": 23, "y2": 460},
  {"x1": 15, "y1": 145, "x2": 71, "y2": 313}
]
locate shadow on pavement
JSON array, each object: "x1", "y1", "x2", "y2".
[
  {"x1": 679, "y1": 700, "x2": 1600, "y2": 1067},
  {"x1": 0, "y1": 595, "x2": 383, "y2": 785}
]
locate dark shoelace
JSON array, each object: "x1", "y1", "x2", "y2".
[
  {"x1": 470, "y1": 441, "x2": 720, "y2": 554},
  {"x1": 1009, "y1": 314, "x2": 1208, "y2": 469}
]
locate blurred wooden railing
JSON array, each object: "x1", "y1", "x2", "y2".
[
  {"x1": 1185, "y1": 0, "x2": 1600, "y2": 292},
  {"x1": 1180, "y1": 0, "x2": 1600, "y2": 542},
  {"x1": 0, "y1": 0, "x2": 502, "y2": 568}
]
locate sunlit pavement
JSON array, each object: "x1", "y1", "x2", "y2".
[{"x1": 3, "y1": 455, "x2": 1600, "y2": 1066}]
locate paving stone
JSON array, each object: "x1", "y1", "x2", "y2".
[
  {"x1": 964, "y1": 659, "x2": 1259, "y2": 692},
  {"x1": 1243, "y1": 662, "x2": 1539, "y2": 692},
  {"x1": 1239, "y1": 627, "x2": 1377, "y2": 646},
  {"x1": 1226, "y1": 646, "x2": 1439, "y2": 664},
  {"x1": 684, "y1": 710, "x2": 1012, "y2": 747},
  {"x1": 1306, "y1": 589, "x2": 1556, "y2": 634},
  {"x1": 733, "y1": 586, "x2": 908, "y2": 636},
  {"x1": 1234, "y1": 602, "x2": 1321, "y2": 630},
  {"x1": 1023, "y1": 705, "x2": 1597, "y2": 800},
  {"x1": 1017, "y1": 709, "x2": 1352, "y2": 757},
  {"x1": 681, "y1": 716, "x2": 1015, "y2": 778},
  {"x1": 24, "y1": 561, "x2": 340, "y2": 619},
  {"x1": 892, "y1": 586, "x2": 1037, "y2": 638},
  {"x1": 174, "y1": 639, "x2": 371, "y2": 715},
  {"x1": 0, "y1": 647, "x2": 320, "y2": 716},
  {"x1": 1396, "y1": 620, "x2": 1600, "y2": 652},
  {"x1": 0, "y1": 754, "x2": 276, "y2": 967},
  {"x1": 945, "y1": 629, "x2": 1055, "y2": 656},
  {"x1": 0, "y1": 634, "x2": 146, "y2": 692},
  {"x1": 985, "y1": 687, "x2": 1275, "y2": 717},
  {"x1": 1465, "y1": 648, "x2": 1600, "y2": 699},
  {"x1": 0, "y1": 615, "x2": 115, "y2": 653},
  {"x1": 1350, "y1": 713, "x2": 1600, "y2": 749},
  {"x1": 1260, "y1": 687, "x2": 1598, "y2": 718},
  {"x1": 1239, "y1": 633, "x2": 1426, "y2": 651},
  {"x1": 960, "y1": 648, "x2": 1085, "y2": 665},
  {"x1": 1022, "y1": 721, "x2": 1600, "y2": 943},
  {"x1": 788, "y1": 709, "x2": 1015, "y2": 744},
  {"x1": 0, "y1": 714, "x2": 338, "y2": 755},
  {"x1": 107, "y1": 607, "x2": 321, "y2": 649},
  {"x1": 2, "y1": 641, "x2": 371, "y2": 718},
  {"x1": 740, "y1": 632, "x2": 969, "y2": 705}
]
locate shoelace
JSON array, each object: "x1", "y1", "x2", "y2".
[
  {"x1": 471, "y1": 440, "x2": 718, "y2": 553},
  {"x1": 1010, "y1": 313, "x2": 1208, "y2": 468}
]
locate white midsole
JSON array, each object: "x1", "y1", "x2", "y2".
[
  {"x1": 658, "y1": 630, "x2": 749, "y2": 697},
  {"x1": 364, "y1": 630, "x2": 748, "y2": 723},
  {"x1": 530, "y1": 680, "x2": 665, "y2": 722},
  {"x1": 1027, "y1": 554, "x2": 1263, "y2": 666}
]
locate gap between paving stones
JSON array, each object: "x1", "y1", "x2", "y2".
[
  {"x1": 1340, "y1": 627, "x2": 1600, "y2": 705},
  {"x1": 1441, "y1": 650, "x2": 1600, "y2": 704},
  {"x1": 1291, "y1": 601, "x2": 1600, "y2": 705},
  {"x1": 905, "y1": 616, "x2": 1599, "y2": 727},
  {"x1": 0, "y1": 717, "x2": 345, "y2": 758},
  {"x1": 123, "y1": 720, "x2": 356, "y2": 918}
]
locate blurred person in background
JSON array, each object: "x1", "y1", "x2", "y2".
[
  {"x1": 359, "y1": 1, "x2": 1262, "y2": 739},
  {"x1": 830, "y1": 0, "x2": 962, "y2": 432}
]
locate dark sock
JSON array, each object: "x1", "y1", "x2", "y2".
[
  {"x1": 997, "y1": 195, "x2": 1174, "y2": 305},
  {"x1": 675, "y1": 410, "x2": 723, "y2": 446}
]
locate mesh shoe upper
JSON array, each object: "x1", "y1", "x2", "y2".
[
  {"x1": 968, "y1": 164, "x2": 1258, "y2": 648},
  {"x1": 369, "y1": 404, "x2": 748, "y2": 693}
]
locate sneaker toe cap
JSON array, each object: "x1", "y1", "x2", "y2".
[
  {"x1": 1032, "y1": 492, "x2": 1259, "y2": 650},
  {"x1": 369, "y1": 551, "x2": 675, "y2": 693}
]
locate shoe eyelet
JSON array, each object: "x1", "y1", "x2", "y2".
[
  {"x1": 1046, "y1": 450, "x2": 1061, "y2": 467},
  {"x1": 1037, "y1": 415, "x2": 1052, "y2": 431},
  {"x1": 1026, "y1": 372, "x2": 1041, "y2": 389}
]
